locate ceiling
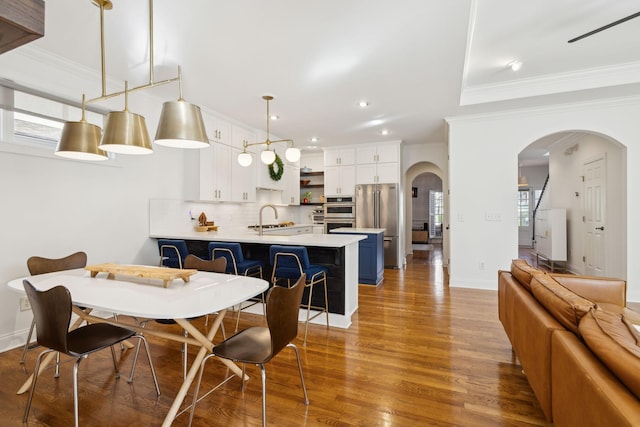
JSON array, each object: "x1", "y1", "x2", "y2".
[{"x1": 10, "y1": 0, "x2": 640, "y2": 156}]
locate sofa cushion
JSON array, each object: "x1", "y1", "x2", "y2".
[
  {"x1": 530, "y1": 273, "x2": 595, "y2": 336},
  {"x1": 579, "y1": 307, "x2": 640, "y2": 400},
  {"x1": 510, "y1": 259, "x2": 540, "y2": 292},
  {"x1": 552, "y1": 274, "x2": 627, "y2": 306}
]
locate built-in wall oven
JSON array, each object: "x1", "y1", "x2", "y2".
[{"x1": 324, "y1": 196, "x2": 356, "y2": 234}]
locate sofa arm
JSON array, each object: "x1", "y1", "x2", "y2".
[{"x1": 551, "y1": 274, "x2": 626, "y2": 307}]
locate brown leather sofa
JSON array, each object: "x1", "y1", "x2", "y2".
[{"x1": 498, "y1": 259, "x2": 640, "y2": 425}]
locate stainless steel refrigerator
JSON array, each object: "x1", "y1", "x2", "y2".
[{"x1": 355, "y1": 183, "x2": 400, "y2": 268}]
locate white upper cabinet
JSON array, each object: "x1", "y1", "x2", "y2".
[
  {"x1": 283, "y1": 164, "x2": 300, "y2": 205},
  {"x1": 324, "y1": 147, "x2": 355, "y2": 166},
  {"x1": 184, "y1": 141, "x2": 232, "y2": 201},
  {"x1": 356, "y1": 142, "x2": 400, "y2": 164},
  {"x1": 325, "y1": 164, "x2": 356, "y2": 196},
  {"x1": 355, "y1": 141, "x2": 401, "y2": 184},
  {"x1": 184, "y1": 112, "x2": 233, "y2": 201},
  {"x1": 356, "y1": 162, "x2": 399, "y2": 184},
  {"x1": 208, "y1": 114, "x2": 231, "y2": 145}
]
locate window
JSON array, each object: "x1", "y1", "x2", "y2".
[
  {"x1": 518, "y1": 189, "x2": 530, "y2": 227},
  {"x1": 429, "y1": 190, "x2": 443, "y2": 237},
  {"x1": 0, "y1": 81, "x2": 105, "y2": 149}
]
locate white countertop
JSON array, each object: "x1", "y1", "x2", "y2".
[
  {"x1": 330, "y1": 227, "x2": 385, "y2": 234},
  {"x1": 150, "y1": 228, "x2": 366, "y2": 247}
]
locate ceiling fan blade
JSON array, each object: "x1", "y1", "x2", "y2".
[{"x1": 568, "y1": 11, "x2": 640, "y2": 43}]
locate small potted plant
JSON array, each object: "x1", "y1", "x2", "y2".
[{"x1": 302, "y1": 191, "x2": 312, "y2": 204}]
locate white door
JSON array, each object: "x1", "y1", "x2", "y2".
[{"x1": 584, "y1": 156, "x2": 606, "y2": 276}]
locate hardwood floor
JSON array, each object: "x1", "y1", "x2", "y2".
[{"x1": 0, "y1": 246, "x2": 548, "y2": 426}]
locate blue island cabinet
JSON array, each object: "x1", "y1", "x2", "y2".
[{"x1": 331, "y1": 228, "x2": 384, "y2": 285}]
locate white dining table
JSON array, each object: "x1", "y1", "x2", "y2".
[{"x1": 8, "y1": 266, "x2": 269, "y2": 426}]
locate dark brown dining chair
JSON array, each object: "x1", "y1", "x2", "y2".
[
  {"x1": 22, "y1": 279, "x2": 160, "y2": 427},
  {"x1": 184, "y1": 253, "x2": 227, "y2": 273},
  {"x1": 130, "y1": 254, "x2": 227, "y2": 380},
  {"x1": 21, "y1": 251, "x2": 88, "y2": 365},
  {"x1": 188, "y1": 274, "x2": 309, "y2": 427}
]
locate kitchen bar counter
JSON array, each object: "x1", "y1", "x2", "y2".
[
  {"x1": 152, "y1": 227, "x2": 363, "y2": 247},
  {"x1": 149, "y1": 228, "x2": 365, "y2": 328}
]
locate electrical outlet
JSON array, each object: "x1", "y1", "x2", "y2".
[{"x1": 19, "y1": 296, "x2": 31, "y2": 312}]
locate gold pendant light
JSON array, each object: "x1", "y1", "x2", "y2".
[
  {"x1": 99, "y1": 81, "x2": 153, "y2": 154},
  {"x1": 237, "y1": 95, "x2": 300, "y2": 167},
  {"x1": 57, "y1": 0, "x2": 207, "y2": 160},
  {"x1": 154, "y1": 67, "x2": 209, "y2": 148},
  {"x1": 55, "y1": 94, "x2": 108, "y2": 161}
]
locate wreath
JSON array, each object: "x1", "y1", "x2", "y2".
[{"x1": 268, "y1": 153, "x2": 284, "y2": 181}]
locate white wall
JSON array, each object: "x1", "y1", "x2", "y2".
[{"x1": 447, "y1": 96, "x2": 640, "y2": 300}]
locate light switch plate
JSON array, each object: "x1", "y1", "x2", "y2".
[{"x1": 19, "y1": 296, "x2": 31, "y2": 312}]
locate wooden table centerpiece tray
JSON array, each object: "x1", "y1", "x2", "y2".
[{"x1": 85, "y1": 263, "x2": 197, "y2": 288}]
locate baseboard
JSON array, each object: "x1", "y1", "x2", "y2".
[{"x1": 0, "y1": 327, "x2": 31, "y2": 354}]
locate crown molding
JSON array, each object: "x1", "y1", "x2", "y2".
[{"x1": 460, "y1": 61, "x2": 640, "y2": 106}]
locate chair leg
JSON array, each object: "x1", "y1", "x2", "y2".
[
  {"x1": 128, "y1": 320, "x2": 148, "y2": 383},
  {"x1": 20, "y1": 317, "x2": 36, "y2": 364},
  {"x1": 287, "y1": 343, "x2": 310, "y2": 405},
  {"x1": 110, "y1": 345, "x2": 120, "y2": 379},
  {"x1": 128, "y1": 335, "x2": 161, "y2": 396},
  {"x1": 259, "y1": 363, "x2": 267, "y2": 427},
  {"x1": 303, "y1": 284, "x2": 314, "y2": 346},
  {"x1": 54, "y1": 351, "x2": 61, "y2": 378},
  {"x1": 182, "y1": 330, "x2": 188, "y2": 380},
  {"x1": 241, "y1": 363, "x2": 247, "y2": 393},
  {"x1": 322, "y1": 278, "x2": 330, "y2": 328},
  {"x1": 23, "y1": 349, "x2": 54, "y2": 424},
  {"x1": 73, "y1": 357, "x2": 83, "y2": 427},
  {"x1": 235, "y1": 304, "x2": 242, "y2": 332},
  {"x1": 113, "y1": 313, "x2": 125, "y2": 352}
]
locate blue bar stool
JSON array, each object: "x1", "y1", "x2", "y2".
[
  {"x1": 269, "y1": 244, "x2": 329, "y2": 346},
  {"x1": 157, "y1": 239, "x2": 189, "y2": 269},
  {"x1": 208, "y1": 242, "x2": 265, "y2": 331}
]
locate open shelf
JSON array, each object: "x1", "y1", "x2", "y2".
[{"x1": 300, "y1": 171, "x2": 324, "y2": 205}]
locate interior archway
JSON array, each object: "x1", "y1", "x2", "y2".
[
  {"x1": 405, "y1": 162, "x2": 447, "y2": 266},
  {"x1": 518, "y1": 131, "x2": 627, "y2": 278}
]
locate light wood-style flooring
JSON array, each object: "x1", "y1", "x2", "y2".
[{"x1": 0, "y1": 245, "x2": 548, "y2": 426}]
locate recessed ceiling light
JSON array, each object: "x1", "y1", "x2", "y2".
[
  {"x1": 309, "y1": 137, "x2": 319, "y2": 142},
  {"x1": 358, "y1": 101, "x2": 369, "y2": 108},
  {"x1": 508, "y1": 60, "x2": 523, "y2": 71},
  {"x1": 380, "y1": 129, "x2": 389, "y2": 135},
  {"x1": 270, "y1": 115, "x2": 279, "y2": 120}
]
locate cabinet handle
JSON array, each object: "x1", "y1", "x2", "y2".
[{"x1": 595, "y1": 226, "x2": 605, "y2": 230}]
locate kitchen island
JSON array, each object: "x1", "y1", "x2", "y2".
[
  {"x1": 331, "y1": 228, "x2": 385, "y2": 285},
  {"x1": 149, "y1": 228, "x2": 365, "y2": 328}
]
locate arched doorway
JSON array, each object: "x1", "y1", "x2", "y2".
[
  {"x1": 405, "y1": 162, "x2": 447, "y2": 267},
  {"x1": 518, "y1": 131, "x2": 627, "y2": 278}
]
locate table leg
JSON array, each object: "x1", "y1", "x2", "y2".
[{"x1": 162, "y1": 309, "x2": 247, "y2": 426}]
